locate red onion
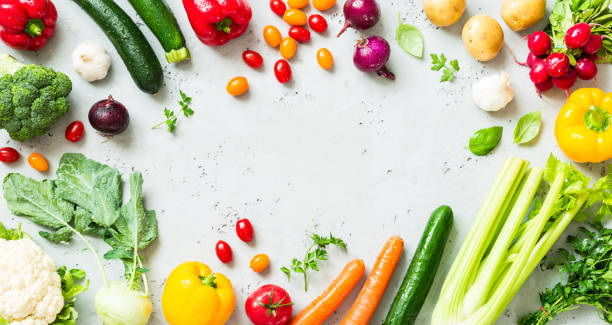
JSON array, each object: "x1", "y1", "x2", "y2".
[
  {"x1": 89, "y1": 95, "x2": 130, "y2": 136},
  {"x1": 337, "y1": 0, "x2": 380, "y2": 37},
  {"x1": 353, "y1": 36, "x2": 394, "y2": 80}
]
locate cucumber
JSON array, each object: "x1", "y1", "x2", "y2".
[
  {"x1": 126, "y1": 0, "x2": 190, "y2": 63},
  {"x1": 383, "y1": 205, "x2": 454, "y2": 325},
  {"x1": 72, "y1": 0, "x2": 163, "y2": 94}
]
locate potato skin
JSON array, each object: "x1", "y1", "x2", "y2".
[
  {"x1": 501, "y1": 0, "x2": 546, "y2": 31},
  {"x1": 423, "y1": 0, "x2": 466, "y2": 27},
  {"x1": 462, "y1": 15, "x2": 504, "y2": 61}
]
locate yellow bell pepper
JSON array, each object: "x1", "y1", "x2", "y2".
[
  {"x1": 555, "y1": 88, "x2": 612, "y2": 163},
  {"x1": 162, "y1": 262, "x2": 235, "y2": 325}
]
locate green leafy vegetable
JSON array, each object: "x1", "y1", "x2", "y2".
[
  {"x1": 469, "y1": 126, "x2": 503, "y2": 156},
  {"x1": 153, "y1": 89, "x2": 194, "y2": 132},
  {"x1": 52, "y1": 266, "x2": 89, "y2": 325},
  {"x1": 396, "y1": 14, "x2": 424, "y2": 58},
  {"x1": 519, "y1": 224, "x2": 612, "y2": 325},
  {"x1": 514, "y1": 111, "x2": 542, "y2": 144},
  {"x1": 430, "y1": 53, "x2": 459, "y2": 82},
  {"x1": 281, "y1": 233, "x2": 347, "y2": 291}
]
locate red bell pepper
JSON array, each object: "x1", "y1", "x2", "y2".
[
  {"x1": 0, "y1": 0, "x2": 57, "y2": 51},
  {"x1": 183, "y1": 0, "x2": 252, "y2": 46}
]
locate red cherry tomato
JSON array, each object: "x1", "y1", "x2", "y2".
[
  {"x1": 215, "y1": 240, "x2": 233, "y2": 263},
  {"x1": 308, "y1": 14, "x2": 328, "y2": 33},
  {"x1": 274, "y1": 59, "x2": 292, "y2": 83},
  {"x1": 242, "y1": 50, "x2": 263, "y2": 69},
  {"x1": 65, "y1": 121, "x2": 85, "y2": 142},
  {"x1": 0, "y1": 147, "x2": 20, "y2": 163},
  {"x1": 288, "y1": 26, "x2": 310, "y2": 42},
  {"x1": 270, "y1": 0, "x2": 287, "y2": 16},
  {"x1": 236, "y1": 218, "x2": 254, "y2": 242}
]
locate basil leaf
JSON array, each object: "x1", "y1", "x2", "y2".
[
  {"x1": 396, "y1": 14, "x2": 424, "y2": 58},
  {"x1": 514, "y1": 111, "x2": 542, "y2": 144},
  {"x1": 469, "y1": 126, "x2": 503, "y2": 156}
]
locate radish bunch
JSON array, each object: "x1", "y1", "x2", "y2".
[{"x1": 523, "y1": 23, "x2": 602, "y2": 97}]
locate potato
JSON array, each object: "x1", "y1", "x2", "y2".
[
  {"x1": 501, "y1": 0, "x2": 546, "y2": 31},
  {"x1": 462, "y1": 15, "x2": 504, "y2": 61},
  {"x1": 423, "y1": 0, "x2": 466, "y2": 27}
]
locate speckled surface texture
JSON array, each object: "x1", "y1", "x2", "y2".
[{"x1": 0, "y1": 0, "x2": 609, "y2": 324}]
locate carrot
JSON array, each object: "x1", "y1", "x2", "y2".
[
  {"x1": 340, "y1": 236, "x2": 404, "y2": 325},
  {"x1": 289, "y1": 259, "x2": 365, "y2": 325}
]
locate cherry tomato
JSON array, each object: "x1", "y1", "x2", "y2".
[
  {"x1": 0, "y1": 147, "x2": 20, "y2": 163},
  {"x1": 215, "y1": 240, "x2": 233, "y2": 263},
  {"x1": 65, "y1": 121, "x2": 85, "y2": 142},
  {"x1": 317, "y1": 48, "x2": 334, "y2": 70},
  {"x1": 308, "y1": 14, "x2": 328, "y2": 33},
  {"x1": 288, "y1": 0, "x2": 308, "y2": 9},
  {"x1": 312, "y1": 0, "x2": 336, "y2": 11},
  {"x1": 263, "y1": 25, "x2": 282, "y2": 48},
  {"x1": 280, "y1": 37, "x2": 297, "y2": 60},
  {"x1": 283, "y1": 9, "x2": 307, "y2": 26},
  {"x1": 28, "y1": 153, "x2": 48, "y2": 172},
  {"x1": 269, "y1": 0, "x2": 287, "y2": 16},
  {"x1": 274, "y1": 59, "x2": 292, "y2": 83},
  {"x1": 250, "y1": 254, "x2": 270, "y2": 273},
  {"x1": 288, "y1": 26, "x2": 310, "y2": 42},
  {"x1": 242, "y1": 50, "x2": 263, "y2": 69},
  {"x1": 227, "y1": 77, "x2": 249, "y2": 96},
  {"x1": 236, "y1": 218, "x2": 254, "y2": 242}
]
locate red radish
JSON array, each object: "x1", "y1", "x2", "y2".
[
  {"x1": 354, "y1": 36, "x2": 394, "y2": 80},
  {"x1": 586, "y1": 53, "x2": 599, "y2": 62},
  {"x1": 545, "y1": 52, "x2": 570, "y2": 77},
  {"x1": 535, "y1": 79, "x2": 553, "y2": 94},
  {"x1": 582, "y1": 34, "x2": 603, "y2": 55},
  {"x1": 526, "y1": 52, "x2": 542, "y2": 67},
  {"x1": 529, "y1": 60, "x2": 549, "y2": 84},
  {"x1": 552, "y1": 69, "x2": 578, "y2": 97},
  {"x1": 337, "y1": 0, "x2": 380, "y2": 37},
  {"x1": 527, "y1": 31, "x2": 552, "y2": 56},
  {"x1": 576, "y1": 58, "x2": 597, "y2": 80},
  {"x1": 565, "y1": 23, "x2": 591, "y2": 49}
]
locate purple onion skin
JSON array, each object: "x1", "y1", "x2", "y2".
[
  {"x1": 337, "y1": 0, "x2": 380, "y2": 37},
  {"x1": 354, "y1": 36, "x2": 395, "y2": 80},
  {"x1": 88, "y1": 95, "x2": 130, "y2": 136}
]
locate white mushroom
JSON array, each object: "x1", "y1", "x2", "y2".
[{"x1": 72, "y1": 41, "x2": 111, "y2": 82}]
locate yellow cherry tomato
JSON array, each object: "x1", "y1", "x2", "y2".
[
  {"x1": 283, "y1": 9, "x2": 307, "y2": 26},
  {"x1": 250, "y1": 254, "x2": 270, "y2": 273},
  {"x1": 28, "y1": 153, "x2": 48, "y2": 172},
  {"x1": 226, "y1": 77, "x2": 249, "y2": 96},
  {"x1": 263, "y1": 25, "x2": 282, "y2": 47},
  {"x1": 280, "y1": 37, "x2": 297, "y2": 60},
  {"x1": 288, "y1": 0, "x2": 308, "y2": 9},
  {"x1": 313, "y1": 0, "x2": 336, "y2": 11},
  {"x1": 316, "y1": 48, "x2": 334, "y2": 70}
]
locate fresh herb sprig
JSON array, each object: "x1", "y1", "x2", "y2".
[
  {"x1": 281, "y1": 233, "x2": 347, "y2": 291},
  {"x1": 153, "y1": 90, "x2": 194, "y2": 132},
  {"x1": 519, "y1": 224, "x2": 612, "y2": 325},
  {"x1": 430, "y1": 53, "x2": 459, "y2": 82}
]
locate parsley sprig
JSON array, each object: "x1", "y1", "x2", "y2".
[
  {"x1": 519, "y1": 224, "x2": 612, "y2": 325},
  {"x1": 153, "y1": 90, "x2": 194, "y2": 132},
  {"x1": 430, "y1": 53, "x2": 460, "y2": 82},
  {"x1": 281, "y1": 233, "x2": 347, "y2": 292}
]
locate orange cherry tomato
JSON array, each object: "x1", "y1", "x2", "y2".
[
  {"x1": 288, "y1": 0, "x2": 308, "y2": 9},
  {"x1": 263, "y1": 25, "x2": 282, "y2": 47},
  {"x1": 280, "y1": 37, "x2": 297, "y2": 60},
  {"x1": 227, "y1": 77, "x2": 249, "y2": 96},
  {"x1": 28, "y1": 153, "x2": 48, "y2": 172},
  {"x1": 312, "y1": 0, "x2": 336, "y2": 11},
  {"x1": 250, "y1": 254, "x2": 270, "y2": 273},
  {"x1": 283, "y1": 9, "x2": 307, "y2": 26},
  {"x1": 317, "y1": 48, "x2": 334, "y2": 70}
]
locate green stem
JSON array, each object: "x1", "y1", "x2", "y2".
[
  {"x1": 165, "y1": 48, "x2": 191, "y2": 64},
  {"x1": 215, "y1": 18, "x2": 233, "y2": 33},
  {"x1": 302, "y1": 243, "x2": 316, "y2": 292},
  {"x1": 200, "y1": 274, "x2": 218, "y2": 288},
  {"x1": 25, "y1": 19, "x2": 44, "y2": 38}
]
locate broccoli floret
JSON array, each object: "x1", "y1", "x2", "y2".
[{"x1": 0, "y1": 54, "x2": 72, "y2": 141}]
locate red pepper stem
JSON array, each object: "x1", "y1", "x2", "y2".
[
  {"x1": 25, "y1": 19, "x2": 45, "y2": 38},
  {"x1": 216, "y1": 18, "x2": 233, "y2": 34}
]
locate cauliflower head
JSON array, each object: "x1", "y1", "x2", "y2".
[
  {"x1": 0, "y1": 238, "x2": 63, "y2": 325},
  {"x1": 0, "y1": 54, "x2": 72, "y2": 141}
]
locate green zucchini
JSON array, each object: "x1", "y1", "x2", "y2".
[
  {"x1": 72, "y1": 0, "x2": 163, "y2": 94},
  {"x1": 383, "y1": 205, "x2": 454, "y2": 325},
  {"x1": 126, "y1": 0, "x2": 190, "y2": 63}
]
